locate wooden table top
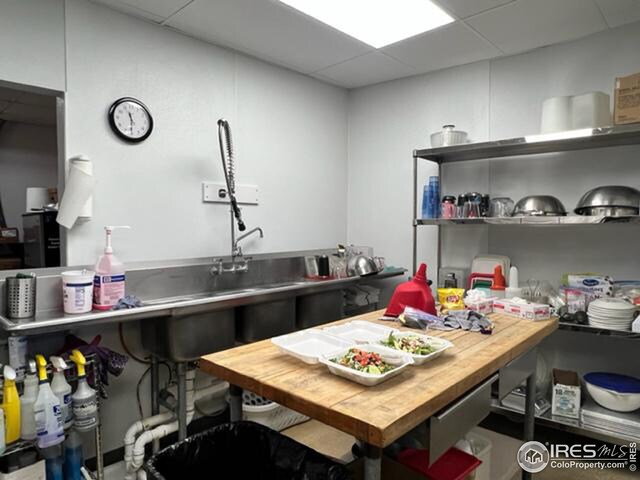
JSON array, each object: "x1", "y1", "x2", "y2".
[{"x1": 200, "y1": 310, "x2": 558, "y2": 447}]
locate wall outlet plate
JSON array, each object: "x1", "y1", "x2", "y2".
[{"x1": 202, "y1": 182, "x2": 259, "y2": 205}]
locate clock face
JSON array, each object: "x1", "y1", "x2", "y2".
[{"x1": 108, "y1": 98, "x2": 153, "y2": 142}]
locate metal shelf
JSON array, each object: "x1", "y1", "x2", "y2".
[
  {"x1": 414, "y1": 124, "x2": 640, "y2": 163},
  {"x1": 558, "y1": 322, "x2": 639, "y2": 338},
  {"x1": 415, "y1": 215, "x2": 640, "y2": 226},
  {"x1": 491, "y1": 401, "x2": 636, "y2": 446}
]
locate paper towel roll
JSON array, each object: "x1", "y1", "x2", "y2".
[{"x1": 56, "y1": 155, "x2": 95, "y2": 229}]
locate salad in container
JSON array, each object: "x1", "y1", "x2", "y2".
[
  {"x1": 379, "y1": 332, "x2": 453, "y2": 365},
  {"x1": 319, "y1": 344, "x2": 413, "y2": 386}
]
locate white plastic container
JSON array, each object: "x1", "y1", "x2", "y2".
[
  {"x1": 323, "y1": 321, "x2": 399, "y2": 344},
  {"x1": 229, "y1": 391, "x2": 309, "y2": 432},
  {"x1": 62, "y1": 270, "x2": 94, "y2": 314},
  {"x1": 319, "y1": 344, "x2": 413, "y2": 387},
  {"x1": 585, "y1": 382, "x2": 640, "y2": 413},
  {"x1": 376, "y1": 331, "x2": 453, "y2": 366},
  {"x1": 571, "y1": 91, "x2": 611, "y2": 129},
  {"x1": 271, "y1": 330, "x2": 353, "y2": 364},
  {"x1": 466, "y1": 429, "x2": 492, "y2": 480}
]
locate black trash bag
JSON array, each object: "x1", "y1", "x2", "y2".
[{"x1": 144, "y1": 421, "x2": 351, "y2": 480}]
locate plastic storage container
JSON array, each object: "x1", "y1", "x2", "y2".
[
  {"x1": 144, "y1": 422, "x2": 350, "y2": 480},
  {"x1": 231, "y1": 391, "x2": 309, "y2": 432}
]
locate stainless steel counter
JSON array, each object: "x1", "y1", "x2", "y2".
[{"x1": 0, "y1": 257, "x2": 405, "y2": 335}]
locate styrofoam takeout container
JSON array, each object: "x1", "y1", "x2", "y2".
[
  {"x1": 323, "y1": 320, "x2": 399, "y2": 344},
  {"x1": 319, "y1": 343, "x2": 413, "y2": 387},
  {"x1": 271, "y1": 330, "x2": 353, "y2": 364},
  {"x1": 376, "y1": 331, "x2": 453, "y2": 366}
]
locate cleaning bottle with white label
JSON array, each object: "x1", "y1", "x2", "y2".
[
  {"x1": 2, "y1": 365, "x2": 20, "y2": 444},
  {"x1": 50, "y1": 357, "x2": 73, "y2": 430},
  {"x1": 33, "y1": 355, "x2": 64, "y2": 449},
  {"x1": 21, "y1": 360, "x2": 39, "y2": 441},
  {"x1": 93, "y1": 226, "x2": 130, "y2": 311},
  {"x1": 69, "y1": 350, "x2": 98, "y2": 432}
]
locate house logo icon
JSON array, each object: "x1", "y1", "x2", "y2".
[{"x1": 517, "y1": 441, "x2": 550, "y2": 473}]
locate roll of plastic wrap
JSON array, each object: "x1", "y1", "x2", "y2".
[{"x1": 56, "y1": 155, "x2": 95, "y2": 229}]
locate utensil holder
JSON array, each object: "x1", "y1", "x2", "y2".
[{"x1": 6, "y1": 276, "x2": 37, "y2": 319}]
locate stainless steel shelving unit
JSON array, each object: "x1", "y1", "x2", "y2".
[{"x1": 412, "y1": 124, "x2": 640, "y2": 446}]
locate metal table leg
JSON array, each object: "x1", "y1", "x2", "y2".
[
  {"x1": 229, "y1": 385, "x2": 243, "y2": 422},
  {"x1": 176, "y1": 363, "x2": 187, "y2": 441},
  {"x1": 363, "y1": 443, "x2": 382, "y2": 480},
  {"x1": 522, "y1": 371, "x2": 537, "y2": 480}
]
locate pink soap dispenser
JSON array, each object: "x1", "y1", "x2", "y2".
[{"x1": 93, "y1": 225, "x2": 130, "y2": 310}]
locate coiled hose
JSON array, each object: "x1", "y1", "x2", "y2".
[{"x1": 217, "y1": 119, "x2": 245, "y2": 231}]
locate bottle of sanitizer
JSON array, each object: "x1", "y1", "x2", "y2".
[
  {"x1": 93, "y1": 226, "x2": 130, "y2": 311},
  {"x1": 50, "y1": 357, "x2": 73, "y2": 430}
]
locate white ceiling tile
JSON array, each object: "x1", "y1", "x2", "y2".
[
  {"x1": 382, "y1": 23, "x2": 501, "y2": 74},
  {"x1": 467, "y1": 0, "x2": 608, "y2": 54},
  {"x1": 0, "y1": 103, "x2": 56, "y2": 126},
  {"x1": 90, "y1": 0, "x2": 170, "y2": 23},
  {"x1": 165, "y1": 0, "x2": 372, "y2": 74},
  {"x1": 435, "y1": 0, "x2": 514, "y2": 19},
  {"x1": 313, "y1": 52, "x2": 416, "y2": 89},
  {"x1": 595, "y1": 0, "x2": 640, "y2": 28}
]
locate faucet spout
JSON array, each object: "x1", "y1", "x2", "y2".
[{"x1": 233, "y1": 227, "x2": 264, "y2": 258}]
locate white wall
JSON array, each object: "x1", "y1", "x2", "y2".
[
  {"x1": 348, "y1": 21, "x2": 640, "y2": 285},
  {"x1": 0, "y1": 0, "x2": 65, "y2": 92},
  {"x1": 64, "y1": 0, "x2": 348, "y2": 265},
  {"x1": 0, "y1": 122, "x2": 58, "y2": 236}
]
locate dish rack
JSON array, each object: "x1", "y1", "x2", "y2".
[{"x1": 229, "y1": 391, "x2": 309, "y2": 431}]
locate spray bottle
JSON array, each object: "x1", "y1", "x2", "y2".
[
  {"x1": 93, "y1": 226, "x2": 130, "y2": 310},
  {"x1": 63, "y1": 428, "x2": 84, "y2": 480},
  {"x1": 33, "y1": 354, "x2": 64, "y2": 448},
  {"x1": 69, "y1": 350, "x2": 98, "y2": 432},
  {"x1": 50, "y1": 357, "x2": 73, "y2": 430},
  {"x1": 21, "y1": 359, "x2": 39, "y2": 440},
  {"x1": 1, "y1": 365, "x2": 20, "y2": 444}
]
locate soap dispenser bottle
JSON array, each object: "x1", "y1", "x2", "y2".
[
  {"x1": 50, "y1": 357, "x2": 73, "y2": 430},
  {"x1": 2, "y1": 365, "x2": 21, "y2": 444},
  {"x1": 21, "y1": 360, "x2": 39, "y2": 441},
  {"x1": 69, "y1": 350, "x2": 98, "y2": 432},
  {"x1": 33, "y1": 355, "x2": 64, "y2": 449},
  {"x1": 93, "y1": 225, "x2": 130, "y2": 310}
]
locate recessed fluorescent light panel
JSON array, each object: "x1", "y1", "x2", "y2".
[{"x1": 278, "y1": 0, "x2": 454, "y2": 48}]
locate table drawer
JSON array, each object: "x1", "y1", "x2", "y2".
[
  {"x1": 427, "y1": 374, "x2": 498, "y2": 465},
  {"x1": 498, "y1": 348, "x2": 537, "y2": 400}
]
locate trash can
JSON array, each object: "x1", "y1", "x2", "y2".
[{"x1": 144, "y1": 421, "x2": 351, "y2": 480}]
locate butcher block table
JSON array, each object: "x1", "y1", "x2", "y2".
[{"x1": 200, "y1": 310, "x2": 558, "y2": 480}]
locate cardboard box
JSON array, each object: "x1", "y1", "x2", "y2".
[
  {"x1": 464, "y1": 298, "x2": 494, "y2": 315},
  {"x1": 493, "y1": 299, "x2": 551, "y2": 321},
  {"x1": 614, "y1": 72, "x2": 640, "y2": 125},
  {"x1": 552, "y1": 369, "x2": 581, "y2": 419}
]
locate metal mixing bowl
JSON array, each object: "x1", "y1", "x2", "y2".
[
  {"x1": 347, "y1": 255, "x2": 379, "y2": 277},
  {"x1": 512, "y1": 195, "x2": 567, "y2": 216},
  {"x1": 575, "y1": 186, "x2": 640, "y2": 216}
]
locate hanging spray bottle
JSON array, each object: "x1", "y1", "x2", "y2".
[
  {"x1": 69, "y1": 350, "x2": 98, "y2": 432},
  {"x1": 1, "y1": 365, "x2": 20, "y2": 444},
  {"x1": 50, "y1": 357, "x2": 73, "y2": 430},
  {"x1": 21, "y1": 360, "x2": 39, "y2": 441},
  {"x1": 33, "y1": 355, "x2": 64, "y2": 448}
]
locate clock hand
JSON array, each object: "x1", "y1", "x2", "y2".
[{"x1": 128, "y1": 112, "x2": 134, "y2": 134}]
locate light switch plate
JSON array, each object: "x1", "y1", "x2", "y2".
[{"x1": 202, "y1": 182, "x2": 259, "y2": 205}]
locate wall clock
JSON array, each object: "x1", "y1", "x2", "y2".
[{"x1": 108, "y1": 97, "x2": 153, "y2": 143}]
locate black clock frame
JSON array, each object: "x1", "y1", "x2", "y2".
[{"x1": 108, "y1": 97, "x2": 153, "y2": 143}]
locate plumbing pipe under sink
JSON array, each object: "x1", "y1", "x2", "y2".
[{"x1": 124, "y1": 368, "x2": 196, "y2": 480}]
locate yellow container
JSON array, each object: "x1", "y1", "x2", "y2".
[{"x1": 2, "y1": 366, "x2": 21, "y2": 443}]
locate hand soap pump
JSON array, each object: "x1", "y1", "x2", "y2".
[
  {"x1": 2, "y1": 365, "x2": 20, "y2": 444},
  {"x1": 69, "y1": 350, "x2": 98, "y2": 432},
  {"x1": 21, "y1": 360, "x2": 39, "y2": 441},
  {"x1": 50, "y1": 357, "x2": 73, "y2": 430},
  {"x1": 93, "y1": 225, "x2": 130, "y2": 311},
  {"x1": 33, "y1": 354, "x2": 64, "y2": 449}
]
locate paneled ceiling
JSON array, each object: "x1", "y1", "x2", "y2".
[
  {"x1": 0, "y1": 86, "x2": 57, "y2": 127},
  {"x1": 90, "y1": 0, "x2": 640, "y2": 89}
]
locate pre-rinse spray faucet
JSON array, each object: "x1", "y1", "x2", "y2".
[{"x1": 212, "y1": 119, "x2": 264, "y2": 275}]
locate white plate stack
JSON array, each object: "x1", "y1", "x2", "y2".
[{"x1": 587, "y1": 298, "x2": 637, "y2": 331}]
